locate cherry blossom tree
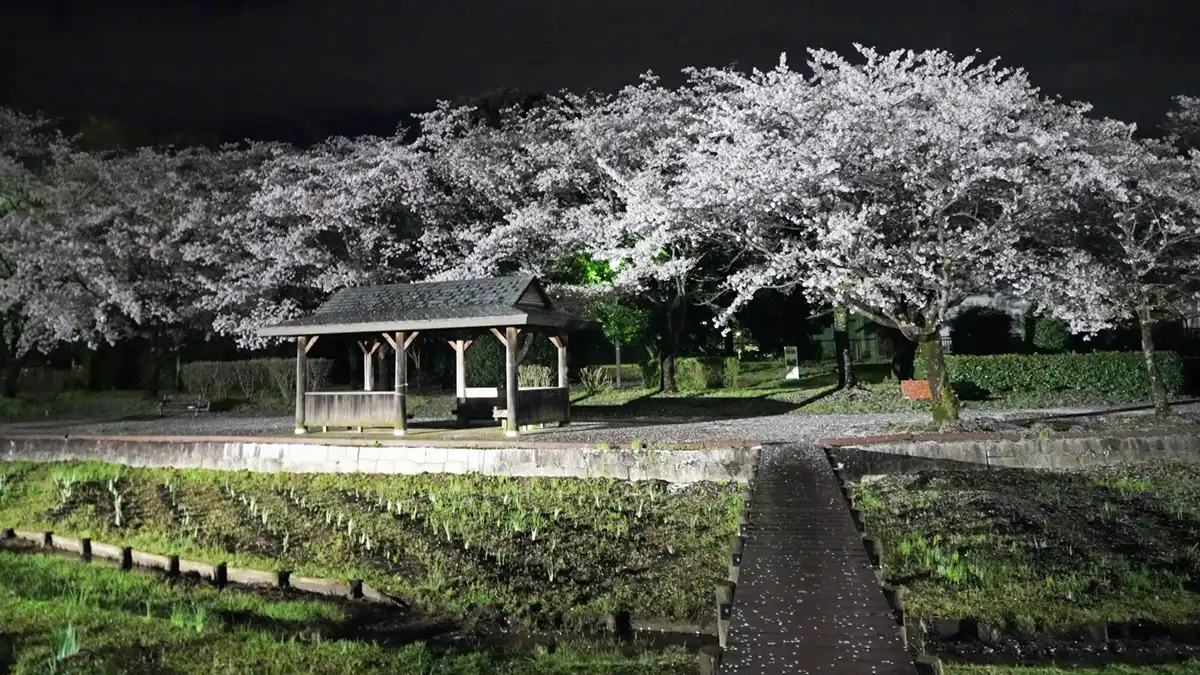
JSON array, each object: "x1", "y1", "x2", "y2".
[
  {"x1": 683, "y1": 46, "x2": 1102, "y2": 421},
  {"x1": 200, "y1": 135, "x2": 432, "y2": 347},
  {"x1": 8, "y1": 144, "x2": 255, "y2": 395},
  {"x1": 1026, "y1": 130, "x2": 1200, "y2": 416},
  {"x1": 1165, "y1": 95, "x2": 1200, "y2": 151},
  {"x1": 553, "y1": 76, "x2": 736, "y2": 391},
  {"x1": 411, "y1": 97, "x2": 597, "y2": 281},
  {"x1": 0, "y1": 107, "x2": 72, "y2": 394}
]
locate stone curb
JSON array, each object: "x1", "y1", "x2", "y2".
[{"x1": 1, "y1": 435, "x2": 758, "y2": 485}]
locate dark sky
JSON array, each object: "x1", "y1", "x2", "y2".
[{"x1": 2, "y1": 0, "x2": 1197, "y2": 140}]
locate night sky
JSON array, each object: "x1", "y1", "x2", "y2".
[{"x1": 2, "y1": 0, "x2": 1197, "y2": 141}]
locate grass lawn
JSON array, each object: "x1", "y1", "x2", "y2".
[
  {"x1": 0, "y1": 462, "x2": 739, "y2": 630},
  {"x1": 853, "y1": 462, "x2": 1200, "y2": 632},
  {"x1": 0, "y1": 358, "x2": 1170, "y2": 426},
  {"x1": 945, "y1": 666, "x2": 1200, "y2": 675},
  {"x1": 0, "y1": 549, "x2": 696, "y2": 675}
]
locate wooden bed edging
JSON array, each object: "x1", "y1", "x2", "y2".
[
  {"x1": 824, "y1": 447, "x2": 926, "y2": 668},
  {"x1": 0, "y1": 527, "x2": 715, "y2": 638}
]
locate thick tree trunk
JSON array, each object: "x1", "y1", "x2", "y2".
[
  {"x1": 891, "y1": 337, "x2": 916, "y2": 381},
  {"x1": 1137, "y1": 307, "x2": 1171, "y2": 417},
  {"x1": 660, "y1": 296, "x2": 687, "y2": 394},
  {"x1": 918, "y1": 335, "x2": 959, "y2": 423},
  {"x1": 661, "y1": 351, "x2": 677, "y2": 393},
  {"x1": 142, "y1": 333, "x2": 165, "y2": 400},
  {"x1": 833, "y1": 306, "x2": 856, "y2": 390}
]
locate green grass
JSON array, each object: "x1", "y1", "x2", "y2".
[
  {"x1": 0, "y1": 391, "x2": 163, "y2": 423},
  {"x1": 0, "y1": 461, "x2": 740, "y2": 630},
  {"x1": 944, "y1": 666, "x2": 1200, "y2": 675},
  {"x1": 0, "y1": 549, "x2": 696, "y2": 674},
  {"x1": 1, "y1": 357, "x2": 1160, "y2": 426},
  {"x1": 854, "y1": 462, "x2": 1200, "y2": 632}
]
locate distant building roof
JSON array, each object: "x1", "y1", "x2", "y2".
[{"x1": 257, "y1": 275, "x2": 591, "y2": 337}]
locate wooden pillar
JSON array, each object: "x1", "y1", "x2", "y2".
[
  {"x1": 448, "y1": 339, "x2": 471, "y2": 427},
  {"x1": 453, "y1": 340, "x2": 470, "y2": 398},
  {"x1": 394, "y1": 331, "x2": 406, "y2": 436},
  {"x1": 358, "y1": 341, "x2": 380, "y2": 391},
  {"x1": 550, "y1": 333, "x2": 569, "y2": 426},
  {"x1": 505, "y1": 326, "x2": 519, "y2": 436},
  {"x1": 295, "y1": 336, "x2": 307, "y2": 434}
]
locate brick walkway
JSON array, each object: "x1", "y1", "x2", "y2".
[{"x1": 721, "y1": 444, "x2": 915, "y2": 675}]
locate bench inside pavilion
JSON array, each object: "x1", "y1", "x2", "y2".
[{"x1": 257, "y1": 275, "x2": 590, "y2": 437}]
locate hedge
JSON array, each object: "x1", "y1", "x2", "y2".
[
  {"x1": 676, "y1": 356, "x2": 741, "y2": 390},
  {"x1": 181, "y1": 358, "x2": 334, "y2": 401},
  {"x1": 599, "y1": 363, "x2": 644, "y2": 386},
  {"x1": 464, "y1": 334, "x2": 556, "y2": 387},
  {"x1": 914, "y1": 351, "x2": 1184, "y2": 400}
]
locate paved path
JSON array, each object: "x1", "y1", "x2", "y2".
[{"x1": 721, "y1": 444, "x2": 915, "y2": 675}]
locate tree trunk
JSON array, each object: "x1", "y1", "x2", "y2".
[
  {"x1": 660, "y1": 296, "x2": 687, "y2": 394},
  {"x1": 890, "y1": 336, "x2": 916, "y2": 381},
  {"x1": 833, "y1": 306, "x2": 856, "y2": 390},
  {"x1": 1137, "y1": 306, "x2": 1171, "y2": 417},
  {"x1": 143, "y1": 333, "x2": 164, "y2": 399},
  {"x1": 918, "y1": 335, "x2": 959, "y2": 423},
  {"x1": 614, "y1": 341, "x2": 622, "y2": 389},
  {"x1": 1, "y1": 355, "x2": 24, "y2": 398},
  {"x1": 662, "y1": 351, "x2": 677, "y2": 393}
]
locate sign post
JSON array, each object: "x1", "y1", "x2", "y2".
[{"x1": 784, "y1": 346, "x2": 800, "y2": 380}]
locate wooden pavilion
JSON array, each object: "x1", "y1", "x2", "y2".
[{"x1": 257, "y1": 275, "x2": 591, "y2": 437}]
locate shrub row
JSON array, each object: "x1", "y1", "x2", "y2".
[
  {"x1": 914, "y1": 351, "x2": 1184, "y2": 400},
  {"x1": 181, "y1": 358, "x2": 334, "y2": 401},
  {"x1": 598, "y1": 363, "x2": 644, "y2": 385},
  {"x1": 676, "y1": 357, "x2": 741, "y2": 390}
]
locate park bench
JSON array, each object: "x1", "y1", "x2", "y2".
[
  {"x1": 452, "y1": 387, "x2": 507, "y2": 425},
  {"x1": 157, "y1": 396, "x2": 212, "y2": 417}
]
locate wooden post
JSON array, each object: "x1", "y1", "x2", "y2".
[
  {"x1": 614, "y1": 340, "x2": 622, "y2": 389},
  {"x1": 394, "y1": 331, "x2": 406, "y2": 435},
  {"x1": 550, "y1": 334, "x2": 569, "y2": 425},
  {"x1": 295, "y1": 336, "x2": 307, "y2": 434},
  {"x1": 358, "y1": 341, "x2": 380, "y2": 391},
  {"x1": 448, "y1": 339, "x2": 471, "y2": 427},
  {"x1": 453, "y1": 340, "x2": 470, "y2": 398},
  {"x1": 505, "y1": 326, "x2": 519, "y2": 436}
]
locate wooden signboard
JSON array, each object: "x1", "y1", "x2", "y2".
[{"x1": 899, "y1": 379, "x2": 933, "y2": 400}]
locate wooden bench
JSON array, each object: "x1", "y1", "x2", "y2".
[
  {"x1": 452, "y1": 387, "x2": 507, "y2": 425},
  {"x1": 157, "y1": 397, "x2": 212, "y2": 416}
]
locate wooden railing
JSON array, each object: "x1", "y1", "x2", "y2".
[
  {"x1": 304, "y1": 392, "x2": 398, "y2": 429},
  {"x1": 516, "y1": 387, "x2": 569, "y2": 426}
]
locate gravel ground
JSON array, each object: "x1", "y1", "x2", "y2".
[{"x1": 5, "y1": 401, "x2": 1198, "y2": 445}]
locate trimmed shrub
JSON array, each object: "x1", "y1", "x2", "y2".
[
  {"x1": 599, "y1": 363, "x2": 644, "y2": 386},
  {"x1": 676, "y1": 357, "x2": 727, "y2": 390},
  {"x1": 1031, "y1": 315, "x2": 1072, "y2": 353},
  {"x1": 641, "y1": 357, "x2": 661, "y2": 390},
  {"x1": 181, "y1": 358, "x2": 333, "y2": 402},
  {"x1": 723, "y1": 356, "x2": 741, "y2": 389},
  {"x1": 914, "y1": 351, "x2": 1185, "y2": 400}
]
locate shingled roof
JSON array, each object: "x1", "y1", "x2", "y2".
[{"x1": 257, "y1": 275, "x2": 590, "y2": 337}]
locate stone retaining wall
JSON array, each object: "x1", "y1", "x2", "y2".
[
  {"x1": 825, "y1": 434, "x2": 1200, "y2": 479},
  {"x1": 1, "y1": 435, "x2": 758, "y2": 484}
]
